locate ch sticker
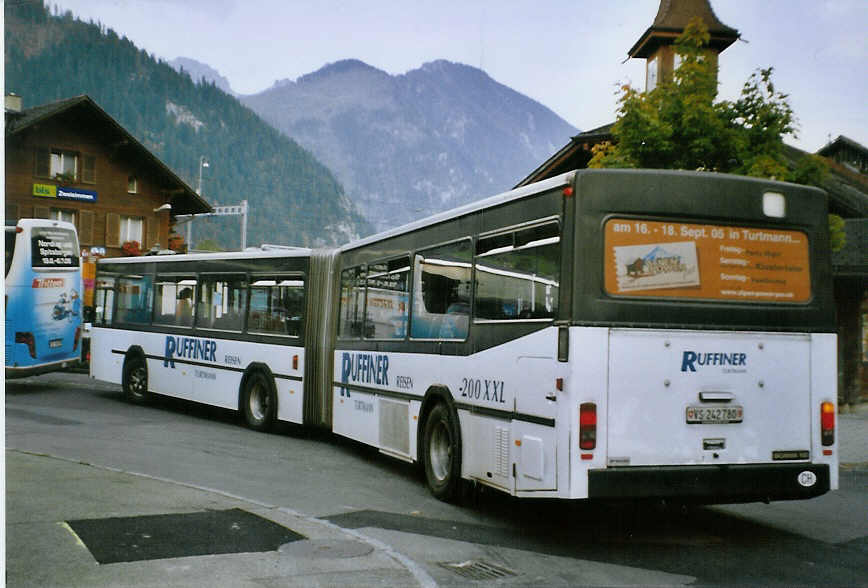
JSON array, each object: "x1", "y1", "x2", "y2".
[{"x1": 797, "y1": 471, "x2": 817, "y2": 487}]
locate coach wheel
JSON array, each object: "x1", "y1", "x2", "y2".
[
  {"x1": 122, "y1": 355, "x2": 150, "y2": 404},
  {"x1": 423, "y1": 402, "x2": 462, "y2": 501},
  {"x1": 242, "y1": 371, "x2": 276, "y2": 432}
]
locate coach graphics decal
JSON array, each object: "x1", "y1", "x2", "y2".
[
  {"x1": 164, "y1": 335, "x2": 217, "y2": 368},
  {"x1": 339, "y1": 352, "x2": 390, "y2": 397},
  {"x1": 681, "y1": 350, "x2": 747, "y2": 373}
]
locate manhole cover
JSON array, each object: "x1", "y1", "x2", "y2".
[
  {"x1": 439, "y1": 560, "x2": 517, "y2": 580},
  {"x1": 66, "y1": 508, "x2": 305, "y2": 564}
]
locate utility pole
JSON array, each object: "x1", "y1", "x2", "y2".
[{"x1": 175, "y1": 200, "x2": 248, "y2": 251}]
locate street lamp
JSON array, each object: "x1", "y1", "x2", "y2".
[
  {"x1": 197, "y1": 156, "x2": 209, "y2": 195},
  {"x1": 191, "y1": 156, "x2": 210, "y2": 248}
]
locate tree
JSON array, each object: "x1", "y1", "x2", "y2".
[{"x1": 589, "y1": 18, "x2": 844, "y2": 250}]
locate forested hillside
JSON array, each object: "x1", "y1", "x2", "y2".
[{"x1": 4, "y1": 2, "x2": 372, "y2": 248}]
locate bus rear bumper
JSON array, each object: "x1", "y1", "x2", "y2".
[
  {"x1": 588, "y1": 463, "x2": 830, "y2": 503},
  {"x1": 5, "y1": 359, "x2": 77, "y2": 379}
]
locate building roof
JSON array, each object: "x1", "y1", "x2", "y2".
[
  {"x1": 515, "y1": 122, "x2": 615, "y2": 188},
  {"x1": 817, "y1": 135, "x2": 868, "y2": 159},
  {"x1": 628, "y1": 0, "x2": 739, "y2": 59},
  {"x1": 6, "y1": 95, "x2": 211, "y2": 215}
]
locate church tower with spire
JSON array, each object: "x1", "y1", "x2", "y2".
[{"x1": 628, "y1": 0, "x2": 739, "y2": 91}]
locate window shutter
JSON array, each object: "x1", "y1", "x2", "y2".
[
  {"x1": 33, "y1": 206, "x2": 50, "y2": 219},
  {"x1": 34, "y1": 148, "x2": 50, "y2": 178},
  {"x1": 106, "y1": 213, "x2": 120, "y2": 247},
  {"x1": 146, "y1": 217, "x2": 159, "y2": 250},
  {"x1": 78, "y1": 210, "x2": 95, "y2": 245},
  {"x1": 82, "y1": 154, "x2": 96, "y2": 183},
  {"x1": 5, "y1": 203, "x2": 19, "y2": 223}
]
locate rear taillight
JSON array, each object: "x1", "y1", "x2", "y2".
[
  {"x1": 15, "y1": 332, "x2": 36, "y2": 358},
  {"x1": 74, "y1": 326, "x2": 81, "y2": 351},
  {"x1": 821, "y1": 401, "x2": 835, "y2": 446},
  {"x1": 579, "y1": 403, "x2": 597, "y2": 450}
]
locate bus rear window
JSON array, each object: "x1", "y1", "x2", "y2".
[
  {"x1": 31, "y1": 227, "x2": 79, "y2": 269},
  {"x1": 603, "y1": 218, "x2": 811, "y2": 303}
]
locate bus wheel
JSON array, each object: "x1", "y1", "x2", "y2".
[
  {"x1": 122, "y1": 356, "x2": 150, "y2": 404},
  {"x1": 423, "y1": 403, "x2": 462, "y2": 501},
  {"x1": 242, "y1": 371, "x2": 276, "y2": 432}
]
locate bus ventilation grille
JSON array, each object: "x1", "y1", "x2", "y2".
[{"x1": 438, "y1": 560, "x2": 517, "y2": 580}]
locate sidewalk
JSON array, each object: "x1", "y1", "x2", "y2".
[
  {"x1": 839, "y1": 400, "x2": 868, "y2": 470},
  {"x1": 5, "y1": 450, "x2": 431, "y2": 588}
]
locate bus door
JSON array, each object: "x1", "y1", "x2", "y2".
[
  {"x1": 606, "y1": 329, "x2": 812, "y2": 467},
  {"x1": 151, "y1": 276, "x2": 196, "y2": 401},
  {"x1": 513, "y1": 339, "x2": 558, "y2": 491}
]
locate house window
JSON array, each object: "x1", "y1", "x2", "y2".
[
  {"x1": 50, "y1": 150, "x2": 78, "y2": 181},
  {"x1": 127, "y1": 176, "x2": 138, "y2": 193},
  {"x1": 120, "y1": 216, "x2": 143, "y2": 243},
  {"x1": 647, "y1": 56, "x2": 659, "y2": 91},
  {"x1": 50, "y1": 208, "x2": 76, "y2": 225}
]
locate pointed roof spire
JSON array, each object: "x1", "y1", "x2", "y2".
[{"x1": 628, "y1": 0, "x2": 739, "y2": 58}]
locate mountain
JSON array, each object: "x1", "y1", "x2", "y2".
[
  {"x1": 169, "y1": 57, "x2": 236, "y2": 96},
  {"x1": 4, "y1": 2, "x2": 372, "y2": 248},
  {"x1": 242, "y1": 59, "x2": 578, "y2": 231}
]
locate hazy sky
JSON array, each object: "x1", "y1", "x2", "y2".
[{"x1": 52, "y1": 0, "x2": 867, "y2": 153}]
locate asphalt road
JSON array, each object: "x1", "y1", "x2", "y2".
[{"x1": 6, "y1": 372, "x2": 868, "y2": 586}]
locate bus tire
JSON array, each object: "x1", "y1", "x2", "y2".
[
  {"x1": 122, "y1": 355, "x2": 150, "y2": 404},
  {"x1": 242, "y1": 371, "x2": 276, "y2": 432},
  {"x1": 423, "y1": 402, "x2": 462, "y2": 501}
]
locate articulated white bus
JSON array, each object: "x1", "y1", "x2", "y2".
[{"x1": 91, "y1": 169, "x2": 838, "y2": 503}]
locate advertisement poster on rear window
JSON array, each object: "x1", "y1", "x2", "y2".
[
  {"x1": 604, "y1": 219, "x2": 811, "y2": 303},
  {"x1": 31, "y1": 227, "x2": 79, "y2": 268}
]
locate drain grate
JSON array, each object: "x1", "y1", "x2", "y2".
[
  {"x1": 439, "y1": 560, "x2": 517, "y2": 580},
  {"x1": 66, "y1": 508, "x2": 305, "y2": 564}
]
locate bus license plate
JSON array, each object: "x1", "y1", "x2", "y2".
[
  {"x1": 49, "y1": 339, "x2": 63, "y2": 349},
  {"x1": 686, "y1": 406, "x2": 743, "y2": 424}
]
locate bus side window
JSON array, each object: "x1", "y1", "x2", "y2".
[
  {"x1": 410, "y1": 240, "x2": 471, "y2": 340},
  {"x1": 475, "y1": 222, "x2": 560, "y2": 321},
  {"x1": 338, "y1": 267, "x2": 366, "y2": 339},
  {"x1": 94, "y1": 275, "x2": 117, "y2": 326},
  {"x1": 365, "y1": 257, "x2": 409, "y2": 339},
  {"x1": 115, "y1": 274, "x2": 153, "y2": 325},
  {"x1": 248, "y1": 276, "x2": 304, "y2": 337},
  {"x1": 197, "y1": 276, "x2": 247, "y2": 332},
  {"x1": 153, "y1": 276, "x2": 197, "y2": 328}
]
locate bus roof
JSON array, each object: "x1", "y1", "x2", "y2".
[
  {"x1": 97, "y1": 247, "x2": 313, "y2": 266},
  {"x1": 8, "y1": 218, "x2": 78, "y2": 231},
  {"x1": 340, "y1": 171, "x2": 576, "y2": 253}
]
